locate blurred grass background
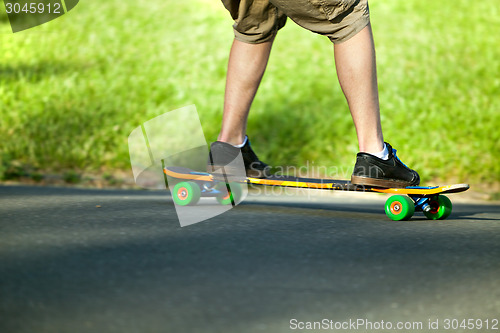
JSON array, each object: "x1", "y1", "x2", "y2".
[{"x1": 0, "y1": 0, "x2": 499, "y2": 188}]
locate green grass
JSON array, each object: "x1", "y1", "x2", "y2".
[{"x1": 1, "y1": 0, "x2": 499, "y2": 186}]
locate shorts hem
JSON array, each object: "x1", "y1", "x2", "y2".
[
  {"x1": 329, "y1": 16, "x2": 370, "y2": 44},
  {"x1": 233, "y1": 30, "x2": 279, "y2": 44}
]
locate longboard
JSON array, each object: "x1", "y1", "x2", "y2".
[{"x1": 163, "y1": 166, "x2": 469, "y2": 221}]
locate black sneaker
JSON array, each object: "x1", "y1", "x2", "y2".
[
  {"x1": 351, "y1": 142, "x2": 420, "y2": 188},
  {"x1": 207, "y1": 138, "x2": 271, "y2": 178}
]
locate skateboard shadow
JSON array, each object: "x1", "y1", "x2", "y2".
[{"x1": 239, "y1": 199, "x2": 500, "y2": 222}]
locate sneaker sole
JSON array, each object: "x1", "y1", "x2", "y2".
[
  {"x1": 351, "y1": 175, "x2": 414, "y2": 189},
  {"x1": 208, "y1": 165, "x2": 270, "y2": 180}
]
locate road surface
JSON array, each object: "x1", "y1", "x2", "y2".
[{"x1": 1, "y1": 185, "x2": 499, "y2": 333}]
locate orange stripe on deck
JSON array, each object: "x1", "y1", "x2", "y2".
[
  {"x1": 163, "y1": 169, "x2": 214, "y2": 182},
  {"x1": 372, "y1": 184, "x2": 469, "y2": 195}
]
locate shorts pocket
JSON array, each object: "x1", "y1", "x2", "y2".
[{"x1": 309, "y1": 0, "x2": 357, "y2": 21}]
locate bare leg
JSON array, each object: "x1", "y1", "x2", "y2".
[
  {"x1": 218, "y1": 38, "x2": 274, "y2": 145},
  {"x1": 334, "y1": 23, "x2": 384, "y2": 154}
]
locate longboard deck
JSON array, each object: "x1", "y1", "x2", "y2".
[
  {"x1": 163, "y1": 166, "x2": 470, "y2": 221},
  {"x1": 163, "y1": 167, "x2": 469, "y2": 196}
]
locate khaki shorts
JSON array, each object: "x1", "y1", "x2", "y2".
[{"x1": 222, "y1": 0, "x2": 370, "y2": 44}]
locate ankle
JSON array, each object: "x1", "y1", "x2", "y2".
[
  {"x1": 217, "y1": 133, "x2": 247, "y2": 146},
  {"x1": 369, "y1": 143, "x2": 389, "y2": 160},
  {"x1": 358, "y1": 141, "x2": 384, "y2": 156}
]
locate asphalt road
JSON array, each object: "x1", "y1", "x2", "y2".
[{"x1": 1, "y1": 185, "x2": 499, "y2": 333}]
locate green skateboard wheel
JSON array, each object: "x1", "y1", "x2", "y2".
[
  {"x1": 215, "y1": 182, "x2": 242, "y2": 205},
  {"x1": 385, "y1": 195, "x2": 415, "y2": 221},
  {"x1": 172, "y1": 181, "x2": 201, "y2": 206},
  {"x1": 423, "y1": 195, "x2": 452, "y2": 220}
]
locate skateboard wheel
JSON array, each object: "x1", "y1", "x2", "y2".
[
  {"x1": 423, "y1": 195, "x2": 452, "y2": 220},
  {"x1": 215, "y1": 182, "x2": 242, "y2": 205},
  {"x1": 172, "y1": 181, "x2": 201, "y2": 206},
  {"x1": 385, "y1": 195, "x2": 415, "y2": 221}
]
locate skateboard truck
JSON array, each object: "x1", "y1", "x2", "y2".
[{"x1": 412, "y1": 196, "x2": 433, "y2": 213}]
